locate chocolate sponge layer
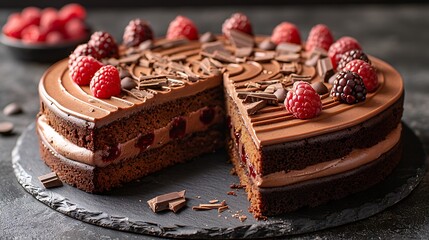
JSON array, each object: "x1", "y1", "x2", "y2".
[
  {"x1": 229, "y1": 135, "x2": 403, "y2": 217},
  {"x1": 38, "y1": 124, "x2": 225, "y2": 193},
  {"x1": 39, "y1": 85, "x2": 225, "y2": 151}
]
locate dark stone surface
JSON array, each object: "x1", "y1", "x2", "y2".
[
  {"x1": 12, "y1": 123, "x2": 427, "y2": 239},
  {"x1": 1, "y1": 5, "x2": 429, "y2": 239}
]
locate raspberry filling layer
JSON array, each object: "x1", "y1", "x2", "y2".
[
  {"x1": 37, "y1": 105, "x2": 223, "y2": 167},
  {"x1": 235, "y1": 124, "x2": 402, "y2": 188}
]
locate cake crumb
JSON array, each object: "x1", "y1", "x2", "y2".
[
  {"x1": 239, "y1": 215, "x2": 247, "y2": 222},
  {"x1": 227, "y1": 191, "x2": 237, "y2": 196},
  {"x1": 209, "y1": 199, "x2": 219, "y2": 204}
]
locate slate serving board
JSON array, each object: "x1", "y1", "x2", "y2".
[{"x1": 12, "y1": 123, "x2": 427, "y2": 239}]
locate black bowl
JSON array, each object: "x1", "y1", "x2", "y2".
[{"x1": 0, "y1": 33, "x2": 90, "y2": 63}]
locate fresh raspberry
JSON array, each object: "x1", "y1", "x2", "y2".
[
  {"x1": 271, "y1": 22, "x2": 301, "y2": 45},
  {"x1": 166, "y1": 16, "x2": 198, "y2": 40},
  {"x1": 69, "y1": 56, "x2": 103, "y2": 86},
  {"x1": 40, "y1": 8, "x2": 63, "y2": 33},
  {"x1": 45, "y1": 31, "x2": 64, "y2": 44},
  {"x1": 21, "y1": 7, "x2": 41, "y2": 26},
  {"x1": 90, "y1": 65, "x2": 121, "y2": 99},
  {"x1": 285, "y1": 81, "x2": 322, "y2": 119},
  {"x1": 305, "y1": 24, "x2": 334, "y2": 51},
  {"x1": 331, "y1": 70, "x2": 367, "y2": 104},
  {"x1": 2, "y1": 13, "x2": 26, "y2": 38},
  {"x1": 59, "y1": 3, "x2": 86, "y2": 22},
  {"x1": 222, "y1": 12, "x2": 253, "y2": 38},
  {"x1": 64, "y1": 18, "x2": 87, "y2": 40},
  {"x1": 336, "y1": 49, "x2": 371, "y2": 71},
  {"x1": 21, "y1": 25, "x2": 46, "y2": 43},
  {"x1": 328, "y1": 36, "x2": 361, "y2": 70},
  {"x1": 88, "y1": 31, "x2": 119, "y2": 59},
  {"x1": 69, "y1": 43, "x2": 101, "y2": 67},
  {"x1": 123, "y1": 18, "x2": 154, "y2": 47},
  {"x1": 343, "y1": 59, "x2": 379, "y2": 92}
]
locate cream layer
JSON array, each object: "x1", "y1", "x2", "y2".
[
  {"x1": 254, "y1": 123, "x2": 402, "y2": 188},
  {"x1": 37, "y1": 106, "x2": 223, "y2": 167}
]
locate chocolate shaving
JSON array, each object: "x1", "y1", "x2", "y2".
[
  {"x1": 275, "y1": 53, "x2": 300, "y2": 62},
  {"x1": 139, "y1": 40, "x2": 153, "y2": 50},
  {"x1": 199, "y1": 32, "x2": 217, "y2": 43},
  {"x1": 245, "y1": 100, "x2": 267, "y2": 115},
  {"x1": 199, "y1": 58, "x2": 213, "y2": 75},
  {"x1": 168, "y1": 61, "x2": 186, "y2": 72},
  {"x1": 276, "y1": 42, "x2": 302, "y2": 53},
  {"x1": 253, "y1": 51, "x2": 275, "y2": 62},
  {"x1": 38, "y1": 172, "x2": 63, "y2": 188},
  {"x1": 209, "y1": 58, "x2": 224, "y2": 68},
  {"x1": 129, "y1": 89, "x2": 154, "y2": 99},
  {"x1": 139, "y1": 58, "x2": 153, "y2": 68},
  {"x1": 218, "y1": 205, "x2": 229, "y2": 213},
  {"x1": 202, "y1": 41, "x2": 227, "y2": 55},
  {"x1": 289, "y1": 74, "x2": 312, "y2": 83},
  {"x1": 229, "y1": 29, "x2": 255, "y2": 49},
  {"x1": 280, "y1": 62, "x2": 297, "y2": 74},
  {"x1": 235, "y1": 47, "x2": 253, "y2": 58},
  {"x1": 211, "y1": 50, "x2": 236, "y2": 63},
  {"x1": 258, "y1": 38, "x2": 276, "y2": 50},
  {"x1": 156, "y1": 38, "x2": 189, "y2": 49},
  {"x1": 230, "y1": 183, "x2": 245, "y2": 189},
  {"x1": 147, "y1": 190, "x2": 186, "y2": 213},
  {"x1": 317, "y1": 57, "x2": 335, "y2": 83},
  {"x1": 119, "y1": 53, "x2": 141, "y2": 64},
  {"x1": 104, "y1": 58, "x2": 119, "y2": 66},
  {"x1": 169, "y1": 54, "x2": 187, "y2": 62},
  {"x1": 305, "y1": 53, "x2": 320, "y2": 66}
]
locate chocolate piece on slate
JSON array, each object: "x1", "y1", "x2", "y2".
[
  {"x1": 38, "y1": 172, "x2": 63, "y2": 188},
  {"x1": 168, "y1": 198, "x2": 187, "y2": 213},
  {"x1": 3, "y1": 102, "x2": 23, "y2": 116},
  {"x1": 229, "y1": 30, "x2": 255, "y2": 49},
  {"x1": 246, "y1": 100, "x2": 267, "y2": 115},
  {"x1": 311, "y1": 82, "x2": 329, "y2": 95},
  {"x1": 147, "y1": 190, "x2": 186, "y2": 213},
  {"x1": 276, "y1": 42, "x2": 302, "y2": 53},
  {"x1": 199, "y1": 32, "x2": 217, "y2": 43},
  {"x1": 0, "y1": 122, "x2": 14, "y2": 135},
  {"x1": 258, "y1": 38, "x2": 276, "y2": 50},
  {"x1": 317, "y1": 57, "x2": 335, "y2": 83}
]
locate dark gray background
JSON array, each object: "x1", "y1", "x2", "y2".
[{"x1": 1, "y1": 4, "x2": 429, "y2": 239}]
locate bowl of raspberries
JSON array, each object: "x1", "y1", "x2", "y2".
[{"x1": 1, "y1": 3, "x2": 90, "y2": 62}]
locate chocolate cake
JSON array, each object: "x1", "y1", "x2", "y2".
[{"x1": 36, "y1": 14, "x2": 404, "y2": 217}]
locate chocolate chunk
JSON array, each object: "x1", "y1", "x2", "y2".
[
  {"x1": 242, "y1": 92, "x2": 278, "y2": 105},
  {"x1": 235, "y1": 47, "x2": 253, "y2": 58},
  {"x1": 311, "y1": 81, "x2": 329, "y2": 95},
  {"x1": 121, "y1": 77, "x2": 137, "y2": 90},
  {"x1": 329, "y1": 72, "x2": 338, "y2": 84},
  {"x1": 139, "y1": 59, "x2": 153, "y2": 68},
  {"x1": 317, "y1": 57, "x2": 335, "y2": 83},
  {"x1": 258, "y1": 38, "x2": 276, "y2": 50},
  {"x1": 305, "y1": 53, "x2": 320, "y2": 66},
  {"x1": 274, "y1": 88, "x2": 287, "y2": 102},
  {"x1": 3, "y1": 102, "x2": 23, "y2": 116},
  {"x1": 229, "y1": 29, "x2": 255, "y2": 49},
  {"x1": 38, "y1": 172, "x2": 63, "y2": 188},
  {"x1": 264, "y1": 84, "x2": 276, "y2": 94},
  {"x1": 246, "y1": 100, "x2": 267, "y2": 115},
  {"x1": 0, "y1": 122, "x2": 14, "y2": 135},
  {"x1": 119, "y1": 54, "x2": 141, "y2": 64},
  {"x1": 276, "y1": 42, "x2": 302, "y2": 54},
  {"x1": 119, "y1": 68, "x2": 132, "y2": 79},
  {"x1": 147, "y1": 190, "x2": 186, "y2": 213},
  {"x1": 168, "y1": 198, "x2": 187, "y2": 213},
  {"x1": 310, "y1": 46, "x2": 328, "y2": 58},
  {"x1": 199, "y1": 32, "x2": 217, "y2": 43},
  {"x1": 289, "y1": 74, "x2": 312, "y2": 83}
]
